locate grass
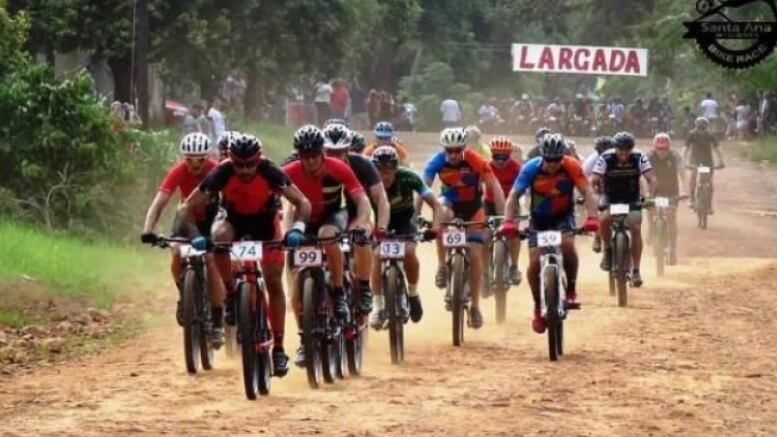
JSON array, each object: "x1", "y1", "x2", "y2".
[
  {"x1": 742, "y1": 135, "x2": 777, "y2": 164},
  {"x1": 0, "y1": 220, "x2": 165, "y2": 309},
  {"x1": 219, "y1": 116, "x2": 297, "y2": 161},
  {"x1": 0, "y1": 308, "x2": 26, "y2": 327}
]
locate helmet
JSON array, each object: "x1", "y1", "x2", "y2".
[
  {"x1": 180, "y1": 133, "x2": 212, "y2": 156},
  {"x1": 293, "y1": 125, "x2": 325, "y2": 153},
  {"x1": 613, "y1": 132, "x2": 636, "y2": 150},
  {"x1": 373, "y1": 121, "x2": 394, "y2": 140},
  {"x1": 322, "y1": 124, "x2": 353, "y2": 151},
  {"x1": 464, "y1": 125, "x2": 482, "y2": 143},
  {"x1": 695, "y1": 116, "x2": 709, "y2": 130},
  {"x1": 216, "y1": 130, "x2": 239, "y2": 153},
  {"x1": 439, "y1": 127, "x2": 467, "y2": 149},
  {"x1": 350, "y1": 132, "x2": 366, "y2": 153},
  {"x1": 324, "y1": 118, "x2": 347, "y2": 128},
  {"x1": 535, "y1": 126, "x2": 551, "y2": 143},
  {"x1": 229, "y1": 133, "x2": 262, "y2": 160},
  {"x1": 488, "y1": 136, "x2": 514, "y2": 154},
  {"x1": 653, "y1": 133, "x2": 671, "y2": 150},
  {"x1": 540, "y1": 133, "x2": 567, "y2": 160},
  {"x1": 594, "y1": 136, "x2": 614, "y2": 154},
  {"x1": 371, "y1": 145, "x2": 399, "y2": 168}
]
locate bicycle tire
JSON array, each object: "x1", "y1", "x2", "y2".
[
  {"x1": 385, "y1": 266, "x2": 404, "y2": 364},
  {"x1": 346, "y1": 324, "x2": 364, "y2": 374},
  {"x1": 451, "y1": 254, "x2": 466, "y2": 347},
  {"x1": 493, "y1": 241, "x2": 508, "y2": 324},
  {"x1": 255, "y1": 281, "x2": 271, "y2": 395},
  {"x1": 238, "y1": 282, "x2": 259, "y2": 400},
  {"x1": 198, "y1": 264, "x2": 214, "y2": 371},
  {"x1": 544, "y1": 264, "x2": 560, "y2": 361},
  {"x1": 225, "y1": 324, "x2": 237, "y2": 359},
  {"x1": 181, "y1": 268, "x2": 200, "y2": 374},
  {"x1": 302, "y1": 272, "x2": 323, "y2": 389},
  {"x1": 335, "y1": 324, "x2": 348, "y2": 379},
  {"x1": 615, "y1": 232, "x2": 629, "y2": 307}
]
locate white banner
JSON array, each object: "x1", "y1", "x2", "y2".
[{"x1": 512, "y1": 43, "x2": 648, "y2": 77}]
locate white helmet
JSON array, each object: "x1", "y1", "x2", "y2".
[
  {"x1": 322, "y1": 124, "x2": 353, "y2": 151},
  {"x1": 180, "y1": 132, "x2": 212, "y2": 156},
  {"x1": 464, "y1": 125, "x2": 481, "y2": 143},
  {"x1": 439, "y1": 127, "x2": 467, "y2": 149}
]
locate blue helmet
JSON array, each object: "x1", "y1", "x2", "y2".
[{"x1": 373, "y1": 121, "x2": 394, "y2": 140}]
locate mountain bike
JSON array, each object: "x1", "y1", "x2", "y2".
[
  {"x1": 690, "y1": 164, "x2": 722, "y2": 230},
  {"x1": 215, "y1": 239, "x2": 284, "y2": 400},
  {"x1": 339, "y1": 230, "x2": 369, "y2": 376},
  {"x1": 649, "y1": 196, "x2": 679, "y2": 277},
  {"x1": 602, "y1": 201, "x2": 647, "y2": 307},
  {"x1": 150, "y1": 237, "x2": 215, "y2": 374}
]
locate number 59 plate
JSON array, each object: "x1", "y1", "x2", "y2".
[
  {"x1": 537, "y1": 231, "x2": 562, "y2": 248},
  {"x1": 294, "y1": 248, "x2": 323, "y2": 267},
  {"x1": 442, "y1": 230, "x2": 467, "y2": 248},
  {"x1": 379, "y1": 241, "x2": 406, "y2": 259}
]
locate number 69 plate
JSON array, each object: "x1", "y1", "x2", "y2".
[
  {"x1": 294, "y1": 248, "x2": 323, "y2": 267},
  {"x1": 537, "y1": 231, "x2": 562, "y2": 248},
  {"x1": 442, "y1": 230, "x2": 467, "y2": 248},
  {"x1": 379, "y1": 241, "x2": 406, "y2": 259}
]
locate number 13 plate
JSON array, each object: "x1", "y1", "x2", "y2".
[{"x1": 379, "y1": 241, "x2": 406, "y2": 259}]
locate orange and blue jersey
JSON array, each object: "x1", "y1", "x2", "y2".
[
  {"x1": 513, "y1": 156, "x2": 588, "y2": 226},
  {"x1": 423, "y1": 148, "x2": 492, "y2": 218}
]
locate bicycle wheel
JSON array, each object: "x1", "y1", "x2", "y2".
[
  {"x1": 198, "y1": 264, "x2": 214, "y2": 371},
  {"x1": 544, "y1": 264, "x2": 560, "y2": 362},
  {"x1": 255, "y1": 283, "x2": 271, "y2": 395},
  {"x1": 346, "y1": 323, "x2": 364, "y2": 374},
  {"x1": 493, "y1": 241, "x2": 508, "y2": 324},
  {"x1": 321, "y1": 327, "x2": 339, "y2": 384},
  {"x1": 655, "y1": 219, "x2": 666, "y2": 277},
  {"x1": 225, "y1": 324, "x2": 237, "y2": 359},
  {"x1": 238, "y1": 282, "x2": 259, "y2": 400},
  {"x1": 384, "y1": 266, "x2": 404, "y2": 364},
  {"x1": 335, "y1": 324, "x2": 348, "y2": 379},
  {"x1": 451, "y1": 254, "x2": 466, "y2": 347},
  {"x1": 302, "y1": 272, "x2": 323, "y2": 389},
  {"x1": 181, "y1": 268, "x2": 200, "y2": 374},
  {"x1": 614, "y1": 232, "x2": 629, "y2": 307}
]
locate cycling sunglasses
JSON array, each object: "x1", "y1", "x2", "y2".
[
  {"x1": 232, "y1": 158, "x2": 261, "y2": 169},
  {"x1": 445, "y1": 147, "x2": 465, "y2": 155},
  {"x1": 185, "y1": 156, "x2": 207, "y2": 164},
  {"x1": 544, "y1": 157, "x2": 563, "y2": 164},
  {"x1": 492, "y1": 153, "x2": 510, "y2": 161}
]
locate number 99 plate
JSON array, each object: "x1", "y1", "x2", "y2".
[{"x1": 294, "y1": 247, "x2": 323, "y2": 267}]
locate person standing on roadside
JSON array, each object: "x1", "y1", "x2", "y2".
[
  {"x1": 330, "y1": 79, "x2": 350, "y2": 121},
  {"x1": 183, "y1": 101, "x2": 210, "y2": 137},
  {"x1": 314, "y1": 78, "x2": 333, "y2": 126},
  {"x1": 207, "y1": 97, "x2": 227, "y2": 144},
  {"x1": 440, "y1": 97, "x2": 462, "y2": 128}
]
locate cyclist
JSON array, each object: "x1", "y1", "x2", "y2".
[
  {"x1": 525, "y1": 126, "x2": 553, "y2": 160},
  {"x1": 216, "y1": 130, "x2": 240, "y2": 162},
  {"x1": 177, "y1": 134, "x2": 312, "y2": 376},
  {"x1": 464, "y1": 124, "x2": 490, "y2": 159},
  {"x1": 582, "y1": 136, "x2": 614, "y2": 253},
  {"x1": 483, "y1": 136, "x2": 523, "y2": 286},
  {"x1": 281, "y1": 125, "x2": 372, "y2": 367},
  {"x1": 321, "y1": 124, "x2": 391, "y2": 315},
  {"x1": 368, "y1": 146, "x2": 441, "y2": 329},
  {"x1": 500, "y1": 134, "x2": 599, "y2": 333},
  {"x1": 141, "y1": 133, "x2": 219, "y2": 326},
  {"x1": 421, "y1": 127, "x2": 505, "y2": 329},
  {"x1": 350, "y1": 131, "x2": 367, "y2": 154},
  {"x1": 647, "y1": 133, "x2": 687, "y2": 265},
  {"x1": 683, "y1": 117, "x2": 725, "y2": 212},
  {"x1": 362, "y1": 121, "x2": 411, "y2": 166},
  {"x1": 591, "y1": 132, "x2": 657, "y2": 288}
]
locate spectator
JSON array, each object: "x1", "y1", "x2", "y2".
[
  {"x1": 400, "y1": 98, "x2": 418, "y2": 131},
  {"x1": 182, "y1": 101, "x2": 209, "y2": 136},
  {"x1": 734, "y1": 98, "x2": 751, "y2": 140},
  {"x1": 764, "y1": 91, "x2": 777, "y2": 134},
  {"x1": 440, "y1": 97, "x2": 462, "y2": 127},
  {"x1": 367, "y1": 89, "x2": 381, "y2": 127},
  {"x1": 699, "y1": 92, "x2": 720, "y2": 131},
  {"x1": 379, "y1": 90, "x2": 395, "y2": 122},
  {"x1": 350, "y1": 78, "x2": 368, "y2": 129},
  {"x1": 207, "y1": 96, "x2": 226, "y2": 143},
  {"x1": 330, "y1": 79, "x2": 350, "y2": 120},
  {"x1": 314, "y1": 78, "x2": 332, "y2": 126}
]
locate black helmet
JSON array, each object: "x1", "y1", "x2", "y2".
[
  {"x1": 229, "y1": 133, "x2": 262, "y2": 159},
  {"x1": 293, "y1": 125, "x2": 325, "y2": 153},
  {"x1": 535, "y1": 126, "x2": 551, "y2": 143},
  {"x1": 371, "y1": 145, "x2": 399, "y2": 168},
  {"x1": 594, "y1": 136, "x2": 614, "y2": 154},
  {"x1": 541, "y1": 133, "x2": 567, "y2": 160},
  {"x1": 350, "y1": 132, "x2": 366, "y2": 153},
  {"x1": 613, "y1": 132, "x2": 636, "y2": 150}
]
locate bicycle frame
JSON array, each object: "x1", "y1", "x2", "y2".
[{"x1": 538, "y1": 247, "x2": 566, "y2": 321}]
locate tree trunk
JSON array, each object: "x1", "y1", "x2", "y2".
[
  {"x1": 108, "y1": 55, "x2": 133, "y2": 103},
  {"x1": 244, "y1": 66, "x2": 262, "y2": 120},
  {"x1": 134, "y1": 0, "x2": 150, "y2": 128}
]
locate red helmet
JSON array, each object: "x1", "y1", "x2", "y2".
[
  {"x1": 653, "y1": 133, "x2": 671, "y2": 150},
  {"x1": 489, "y1": 136, "x2": 514, "y2": 154}
]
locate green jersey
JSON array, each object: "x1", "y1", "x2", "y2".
[{"x1": 383, "y1": 167, "x2": 432, "y2": 218}]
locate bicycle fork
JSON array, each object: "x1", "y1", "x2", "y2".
[{"x1": 539, "y1": 252, "x2": 566, "y2": 320}]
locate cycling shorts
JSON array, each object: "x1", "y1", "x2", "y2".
[
  {"x1": 528, "y1": 215, "x2": 576, "y2": 249},
  {"x1": 223, "y1": 211, "x2": 284, "y2": 266}
]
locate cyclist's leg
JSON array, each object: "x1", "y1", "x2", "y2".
[
  {"x1": 689, "y1": 169, "x2": 698, "y2": 205},
  {"x1": 352, "y1": 220, "x2": 374, "y2": 312},
  {"x1": 435, "y1": 201, "x2": 455, "y2": 288},
  {"x1": 668, "y1": 204, "x2": 679, "y2": 262},
  {"x1": 628, "y1": 210, "x2": 644, "y2": 271},
  {"x1": 525, "y1": 239, "x2": 545, "y2": 333},
  {"x1": 560, "y1": 232, "x2": 579, "y2": 302},
  {"x1": 208, "y1": 218, "x2": 233, "y2": 308}
]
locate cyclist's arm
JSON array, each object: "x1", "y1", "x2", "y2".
[
  {"x1": 177, "y1": 188, "x2": 211, "y2": 237},
  {"x1": 590, "y1": 156, "x2": 606, "y2": 194},
  {"x1": 568, "y1": 159, "x2": 598, "y2": 218},
  {"x1": 142, "y1": 191, "x2": 172, "y2": 233},
  {"x1": 350, "y1": 191, "x2": 371, "y2": 230},
  {"x1": 280, "y1": 184, "x2": 311, "y2": 224},
  {"x1": 417, "y1": 157, "x2": 439, "y2": 215},
  {"x1": 676, "y1": 154, "x2": 688, "y2": 193},
  {"x1": 483, "y1": 172, "x2": 505, "y2": 215},
  {"x1": 369, "y1": 182, "x2": 391, "y2": 230}
]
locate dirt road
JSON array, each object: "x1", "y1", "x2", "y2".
[{"x1": 1, "y1": 135, "x2": 776, "y2": 436}]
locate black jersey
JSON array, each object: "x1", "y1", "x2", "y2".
[{"x1": 593, "y1": 150, "x2": 652, "y2": 203}]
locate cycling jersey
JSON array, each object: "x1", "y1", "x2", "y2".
[
  {"x1": 362, "y1": 139, "x2": 410, "y2": 163},
  {"x1": 383, "y1": 167, "x2": 431, "y2": 218},
  {"x1": 514, "y1": 156, "x2": 588, "y2": 227},
  {"x1": 159, "y1": 159, "x2": 218, "y2": 220},
  {"x1": 423, "y1": 148, "x2": 492, "y2": 219},
  {"x1": 484, "y1": 158, "x2": 521, "y2": 203},
  {"x1": 685, "y1": 129, "x2": 719, "y2": 166},
  {"x1": 283, "y1": 156, "x2": 364, "y2": 224},
  {"x1": 582, "y1": 152, "x2": 600, "y2": 177},
  {"x1": 648, "y1": 150, "x2": 682, "y2": 197},
  {"x1": 593, "y1": 150, "x2": 652, "y2": 204}
]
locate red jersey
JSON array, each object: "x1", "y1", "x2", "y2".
[
  {"x1": 484, "y1": 158, "x2": 521, "y2": 202},
  {"x1": 159, "y1": 159, "x2": 218, "y2": 219},
  {"x1": 199, "y1": 159, "x2": 289, "y2": 217},
  {"x1": 283, "y1": 157, "x2": 365, "y2": 223}
]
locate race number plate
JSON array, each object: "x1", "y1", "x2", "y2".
[
  {"x1": 232, "y1": 241, "x2": 262, "y2": 261},
  {"x1": 442, "y1": 230, "x2": 467, "y2": 248},
  {"x1": 180, "y1": 244, "x2": 204, "y2": 257},
  {"x1": 610, "y1": 204, "x2": 630, "y2": 215},
  {"x1": 654, "y1": 197, "x2": 670, "y2": 208},
  {"x1": 379, "y1": 241, "x2": 406, "y2": 259},
  {"x1": 339, "y1": 242, "x2": 352, "y2": 253},
  {"x1": 294, "y1": 247, "x2": 323, "y2": 267},
  {"x1": 697, "y1": 166, "x2": 711, "y2": 174},
  {"x1": 537, "y1": 231, "x2": 562, "y2": 248}
]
